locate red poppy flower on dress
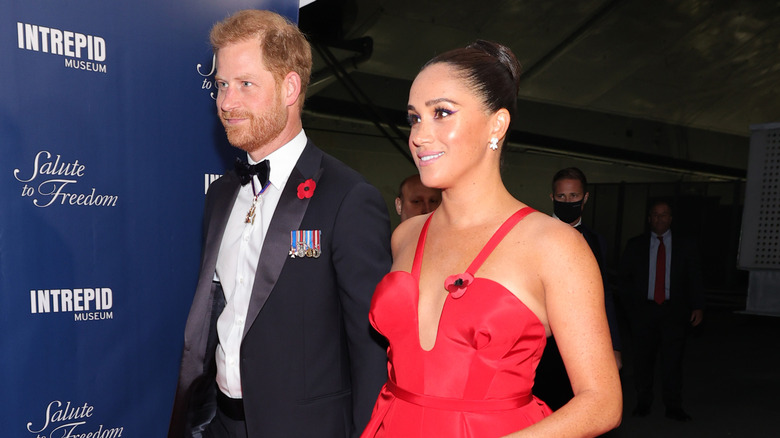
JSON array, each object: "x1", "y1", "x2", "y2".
[
  {"x1": 444, "y1": 272, "x2": 474, "y2": 299},
  {"x1": 297, "y1": 179, "x2": 316, "y2": 199}
]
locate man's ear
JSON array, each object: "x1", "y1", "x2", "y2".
[
  {"x1": 282, "y1": 71, "x2": 302, "y2": 107},
  {"x1": 395, "y1": 197, "x2": 403, "y2": 216}
]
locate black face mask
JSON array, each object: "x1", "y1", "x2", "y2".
[{"x1": 553, "y1": 199, "x2": 584, "y2": 224}]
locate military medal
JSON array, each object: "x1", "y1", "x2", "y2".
[
  {"x1": 296, "y1": 241, "x2": 306, "y2": 258},
  {"x1": 245, "y1": 179, "x2": 271, "y2": 224},
  {"x1": 289, "y1": 230, "x2": 322, "y2": 258},
  {"x1": 311, "y1": 230, "x2": 321, "y2": 258},
  {"x1": 245, "y1": 197, "x2": 258, "y2": 224}
]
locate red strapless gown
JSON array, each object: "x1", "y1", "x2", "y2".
[{"x1": 362, "y1": 207, "x2": 552, "y2": 438}]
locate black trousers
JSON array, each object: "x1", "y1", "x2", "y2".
[
  {"x1": 203, "y1": 407, "x2": 248, "y2": 438},
  {"x1": 630, "y1": 302, "x2": 688, "y2": 409}
]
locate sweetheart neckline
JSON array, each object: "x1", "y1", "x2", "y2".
[{"x1": 381, "y1": 270, "x2": 545, "y2": 352}]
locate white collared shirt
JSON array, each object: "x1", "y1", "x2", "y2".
[
  {"x1": 647, "y1": 229, "x2": 672, "y2": 301},
  {"x1": 214, "y1": 129, "x2": 307, "y2": 398}
]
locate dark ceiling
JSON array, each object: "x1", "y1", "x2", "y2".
[{"x1": 298, "y1": 0, "x2": 780, "y2": 180}]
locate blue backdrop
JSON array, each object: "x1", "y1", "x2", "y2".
[{"x1": 1, "y1": 0, "x2": 297, "y2": 435}]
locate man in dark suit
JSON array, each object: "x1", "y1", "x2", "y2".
[
  {"x1": 169, "y1": 10, "x2": 391, "y2": 438},
  {"x1": 534, "y1": 167, "x2": 622, "y2": 410},
  {"x1": 619, "y1": 199, "x2": 704, "y2": 421}
]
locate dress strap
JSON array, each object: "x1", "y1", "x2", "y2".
[
  {"x1": 465, "y1": 207, "x2": 536, "y2": 275},
  {"x1": 411, "y1": 213, "x2": 434, "y2": 280}
]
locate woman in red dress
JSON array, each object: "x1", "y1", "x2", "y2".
[{"x1": 362, "y1": 40, "x2": 622, "y2": 437}]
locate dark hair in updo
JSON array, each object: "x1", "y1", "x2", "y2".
[{"x1": 423, "y1": 40, "x2": 522, "y2": 154}]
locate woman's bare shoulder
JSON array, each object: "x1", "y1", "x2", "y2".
[
  {"x1": 516, "y1": 207, "x2": 574, "y2": 235},
  {"x1": 391, "y1": 213, "x2": 430, "y2": 261},
  {"x1": 512, "y1": 208, "x2": 590, "y2": 259}
]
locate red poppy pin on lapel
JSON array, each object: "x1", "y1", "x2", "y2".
[{"x1": 297, "y1": 179, "x2": 316, "y2": 199}]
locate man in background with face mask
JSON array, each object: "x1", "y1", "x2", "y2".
[{"x1": 533, "y1": 167, "x2": 622, "y2": 410}]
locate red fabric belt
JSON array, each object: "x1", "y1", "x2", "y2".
[{"x1": 387, "y1": 381, "x2": 532, "y2": 411}]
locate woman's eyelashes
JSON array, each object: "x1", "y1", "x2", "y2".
[
  {"x1": 433, "y1": 107, "x2": 454, "y2": 119},
  {"x1": 406, "y1": 107, "x2": 456, "y2": 126}
]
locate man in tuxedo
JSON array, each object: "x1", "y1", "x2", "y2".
[
  {"x1": 533, "y1": 167, "x2": 622, "y2": 410},
  {"x1": 169, "y1": 10, "x2": 391, "y2": 438},
  {"x1": 394, "y1": 174, "x2": 441, "y2": 223},
  {"x1": 619, "y1": 200, "x2": 704, "y2": 421}
]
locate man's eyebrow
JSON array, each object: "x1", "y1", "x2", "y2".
[{"x1": 214, "y1": 73, "x2": 256, "y2": 81}]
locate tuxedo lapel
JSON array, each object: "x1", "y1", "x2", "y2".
[
  {"x1": 183, "y1": 174, "x2": 239, "y2": 366},
  {"x1": 243, "y1": 143, "x2": 324, "y2": 338}
]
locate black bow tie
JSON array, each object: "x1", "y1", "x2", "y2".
[{"x1": 234, "y1": 157, "x2": 270, "y2": 186}]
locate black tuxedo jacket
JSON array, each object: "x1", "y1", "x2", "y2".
[
  {"x1": 619, "y1": 231, "x2": 705, "y2": 324},
  {"x1": 169, "y1": 141, "x2": 391, "y2": 438}
]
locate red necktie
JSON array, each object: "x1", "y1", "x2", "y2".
[{"x1": 654, "y1": 236, "x2": 666, "y2": 304}]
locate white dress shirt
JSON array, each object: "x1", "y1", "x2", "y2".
[{"x1": 214, "y1": 130, "x2": 307, "y2": 399}]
